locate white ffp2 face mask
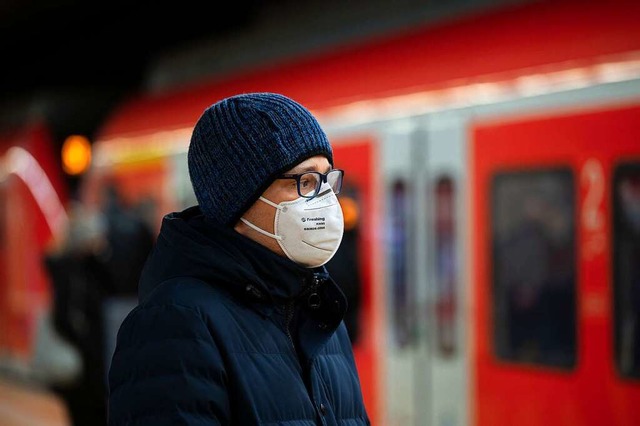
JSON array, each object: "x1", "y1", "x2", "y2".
[{"x1": 240, "y1": 185, "x2": 344, "y2": 268}]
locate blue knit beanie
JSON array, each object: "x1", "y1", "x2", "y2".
[{"x1": 187, "y1": 92, "x2": 333, "y2": 226}]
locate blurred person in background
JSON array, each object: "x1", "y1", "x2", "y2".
[
  {"x1": 42, "y1": 185, "x2": 155, "y2": 426},
  {"x1": 99, "y1": 184, "x2": 155, "y2": 296},
  {"x1": 108, "y1": 93, "x2": 370, "y2": 425},
  {"x1": 97, "y1": 184, "x2": 156, "y2": 385},
  {"x1": 43, "y1": 202, "x2": 110, "y2": 426}
]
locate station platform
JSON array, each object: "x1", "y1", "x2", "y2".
[{"x1": 0, "y1": 377, "x2": 69, "y2": 426}]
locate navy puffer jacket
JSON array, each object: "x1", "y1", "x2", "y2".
[{"x1": 108, "y1": 206, "x2": 370, "y2": 425}]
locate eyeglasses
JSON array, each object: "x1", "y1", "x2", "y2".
[{"x1": 277, "y1": 169, "x2": 344, "y2": 199}]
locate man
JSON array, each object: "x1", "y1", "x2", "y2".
[{"x1": 108, "y1": 92, "x2": 370, "y2": 425}]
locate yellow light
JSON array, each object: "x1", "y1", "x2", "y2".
[
  {"x1": 339, "y1": 196, "x2": 359, "y2": 231},
  {"x1": 62, "y1": 135, "x2": 92, "y2": 175}
]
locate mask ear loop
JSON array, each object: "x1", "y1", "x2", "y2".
[
  {"x1": 238, "y1": 196, "x2": 286, "y2": 241},
  {"x1": 239, "y1": 217, "x2": 283, "y2": 241},
  {"x1": 257, "y1": 196, "x2": 282, "y2": 209}
]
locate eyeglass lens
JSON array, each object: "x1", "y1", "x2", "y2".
[{"x1": 299, "y1": 170, "x2": 343, "y2": 198}]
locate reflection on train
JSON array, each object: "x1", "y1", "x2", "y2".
[{"x1": 2, "y1": 2, "x2": 640, "y2": 425}]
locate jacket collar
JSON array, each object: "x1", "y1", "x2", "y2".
[{"x1": 140, "y1": 206, "x2": 328, "y2": 313}]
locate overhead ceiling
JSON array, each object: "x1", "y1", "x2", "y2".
[
  {"x1": 0, "y1": 0, "x2": 259, "y2": 100},
  {"x1": 0, "y1": 0, "x2": 529, "y2": 103}
]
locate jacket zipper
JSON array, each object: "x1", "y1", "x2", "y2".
[
  {"x1": 311, "y1": 273, "x2": 321, "y2": 289},
  {"x1": 285, "y1": 299, "x2": 296, "y2": 351},
  {"x1": 285, "y1": 273, "x2": 323, "y2": 352}
]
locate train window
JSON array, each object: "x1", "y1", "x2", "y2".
[
  {"x1": 389, "y1": 179, "x2": 412, "y2": 348},
  {"x1": 434, "y1": 176, "x2": 457, "y2": 357},
  {"x1": 613, "y1": 163, "x2": 640, "y2": 379},
  {"x1": 491, "y1": 169, "x2": 576, "y2": 369}
]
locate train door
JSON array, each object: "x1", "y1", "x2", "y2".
[
  {"x1": 376, "y1": 115, "x2": 469, "y2": 426},
  {"x1": 471, "y1": 102, "x2": 640, "y2": 426},
  {"x1": 378, "y1": 119, "x2": 422, "y2": 425},
  {"x1": 422, "y1": 111, "x2": 470, "y2": 426},
  {"x1": 373, "y1": 113, "x2": 469, "y2": 426}
]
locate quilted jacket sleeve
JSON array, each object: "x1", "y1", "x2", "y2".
[{"x1": 108, "y1": 303, "x2": 229, "y2": 425}]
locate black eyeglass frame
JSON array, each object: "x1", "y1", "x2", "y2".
[{"x1": 277, "y1": 169, "x2": 344, "y2": 199}]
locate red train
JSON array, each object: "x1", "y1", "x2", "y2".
[{"x1": 2, "y1": 1, "x2": 640, "y2": 425}]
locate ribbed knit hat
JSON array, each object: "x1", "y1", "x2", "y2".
[{"x1": 187, "y1": 92, "x2": 333, "y2": 226}]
